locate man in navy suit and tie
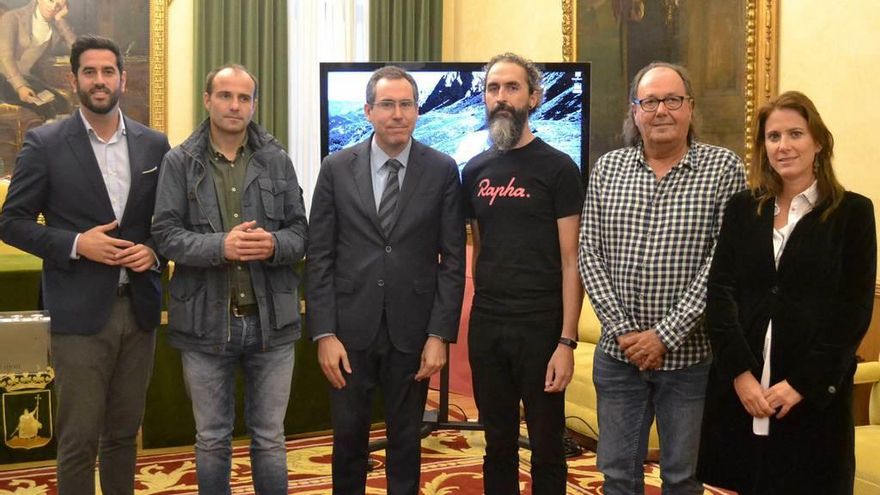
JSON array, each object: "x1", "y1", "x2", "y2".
[
  {"x1": 306, "y1": 65, "x2": 466, "y2": 494},
  {"x1": 0, "y1": 35, "x2": 169, "y2": 495}
]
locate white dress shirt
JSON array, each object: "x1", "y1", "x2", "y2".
[{"x1": 70, "y1": 109, "x2": 131, "y2": 284}]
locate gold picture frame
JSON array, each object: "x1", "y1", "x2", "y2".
[
  {"x1": 149, "y1": 0, "x2": 169, "y2": 133},
  {"x1": 562, "y1": 0, "x2": 778, "y2": 163}
]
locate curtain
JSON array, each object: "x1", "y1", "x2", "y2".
[
  {"x1": 369, "y1": 0, "x2": 442, "y2": 61},
  {"x1": 289, "y1": 0, "x2": 369, "y2": 214},
  {"x1": 194, "y1": 0, "x2": 288, "y2": 147}
]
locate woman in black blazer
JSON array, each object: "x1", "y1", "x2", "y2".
[{"x1": 698, "y1": 91, "x2": 877, "y2": 494}]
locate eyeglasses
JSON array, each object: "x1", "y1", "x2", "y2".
[
  {"x1": 371, "y1": 99, "x2": 417, "y2": 113},
  {"x1": 632, "y1": 95, "x2": 690, "y2": 112}
]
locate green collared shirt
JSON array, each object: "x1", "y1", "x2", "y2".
[{"x1": 208, "y1": 134, "x2": 256, "y2": 308}]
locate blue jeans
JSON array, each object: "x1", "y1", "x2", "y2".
[
  {"x1": 180, "y1": 314, "x2": 295, "y2": 495},
  {"x1": 593, "y1": 348, "x2": 709, "y2": 495}
]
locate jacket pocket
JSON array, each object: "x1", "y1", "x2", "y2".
[
  {"x1": 258, "y1": 178, "x2": 287, "y2": 221},
  {"x1": 266, "y1": 268, "x2": 300, "y2": 329},
  {"x1": 271, "y1": 290, "x2": 300, "y2": 329},
  {"x1": 168, "y1": 281, "x2": 207, "y2": 337}
]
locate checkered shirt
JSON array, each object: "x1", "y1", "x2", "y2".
[{"x1": 578, "y1": 142, "x2": 746, "y2": 370}]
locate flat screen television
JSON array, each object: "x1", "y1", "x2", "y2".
[{"x1": 319, "y1": 62, "x2": 591, "y2": 181}]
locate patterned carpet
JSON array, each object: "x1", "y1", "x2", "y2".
[{"x1": 0, "y1": 428, "x2": 734, "y2": 494}]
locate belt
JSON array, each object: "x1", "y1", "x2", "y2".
[
  {"x1": 231, "y1": 304, "x2": 258, "y2": 317},
  {"x1": 116, "y1": 284, "x2": 131, "y2": 297}
]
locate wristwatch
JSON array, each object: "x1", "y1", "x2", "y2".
[{"x1": 558, "y1": 337, "x2": 578, "y2": 349}]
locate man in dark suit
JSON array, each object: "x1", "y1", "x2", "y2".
[
  {"x1": 0, "y1": 35, "x2": 169, "y2": 495},
  {"x1": 306, "y1": 65, "x2": 466, "y2": 495}
]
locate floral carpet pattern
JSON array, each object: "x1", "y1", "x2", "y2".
[{"x1": 0, "y1": 428, "x2": 733, "y2": 494}]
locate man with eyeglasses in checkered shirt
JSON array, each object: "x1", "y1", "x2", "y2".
[{"x1": 578, "y1": 62, "x2": 746, "y2": 494}]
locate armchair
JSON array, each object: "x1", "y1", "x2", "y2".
[{"x1": 855, "y1": 356, "x2": 880, "y2": 494}]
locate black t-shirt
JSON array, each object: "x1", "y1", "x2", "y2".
[{"x1": 462, "y1": 137, "x2": 584, "y2": 321}]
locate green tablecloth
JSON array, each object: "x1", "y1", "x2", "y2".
[{"x1": 0, "y1": 251, "x2": 42, "y2": 311}]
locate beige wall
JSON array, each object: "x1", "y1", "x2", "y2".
[
  {"x1": 779, "y1": 0, "x2": 880, "y2": 255},
  {"x1": 166, "y1": 0, "x2": 195, "y2": 146},
  {"x1": 442, "y1": 0, "x2": 563, "y2": 61}
]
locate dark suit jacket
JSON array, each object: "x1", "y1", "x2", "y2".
[
  {"x1": 306, "y1": 137, "x2": 465, "y2": 353},
  {"x1": 699, "y1": 189, "x2": 876, "y2": 493},
  {"x1": 0, "y1": 112, "x2": 170, "y2": 334}
]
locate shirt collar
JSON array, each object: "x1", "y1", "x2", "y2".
[
  {"x1": 209, "y1": 133, "x2": 249, "y2": 162},
  {"x1": 774, "y1": 180, "x2": 819, "y2": 216},
  {"x1": 634, "y1": 143, "x2": 698, "y2": 171},
  {"x1": 799, "y1": 180, "x2": 820, "y2": 207},
  {"x1": 371, "y1": 136, "x2": 412, "y2": 175},
  {"x1": 79, "y1": 108, "x2": 126, "y2": 142}
]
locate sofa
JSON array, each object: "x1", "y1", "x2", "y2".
[
  {"x1": 855, "y1": 356, "x2": 880, "y2": 495},
  {"x1": 565, "y1": 298, "x2": 660, "y2": 459}
]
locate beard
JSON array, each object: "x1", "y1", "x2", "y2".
[
  {"x1": 77, "y1": 84, "x2": 121, "y2": 115},
  {"x1": 487, "y1": 102, "x2": 529, "y2": 151}
]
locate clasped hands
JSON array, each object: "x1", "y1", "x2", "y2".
[
  {"x1": 224, "y1": 220, "x2": 275, "y2": 261},
  {"x1": 733, "y1": 371, "x2": 803, "y2": 419},
  {"x1": 618, "y1": 329, "x2": 666, "y2": 371},
  {"x1": 77, "y1": 220, "x2": 156, "y2": 272}
]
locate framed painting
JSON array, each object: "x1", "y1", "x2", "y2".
[
  {"x1": 0, "y1": 0, "x2": 167, "y2": 177},
  {"x1": 562, "y1": 0, "x2": 778, "y2": 166}
]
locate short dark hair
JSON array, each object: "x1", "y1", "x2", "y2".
[
  {"x1": 622, "y1": 61, "x2": 697, "y2": 147},
  {"x1": 204, "y1": 63, "x2": 259, "y2": 100},
  {"x1": 70, "y1": 35, "x2": 123, "y2": 75},
  {"x1": 365, "y1": 66, "x2": 418, "y2": 105},
  {"x1": 483, "y1": 52, "x2": 544, "y2": 114}
]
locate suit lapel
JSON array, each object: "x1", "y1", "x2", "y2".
[
  {"x1": 65, "y1": 115, "x2": 115, "y2": 220},
  {"x1": 776, "y1": 202, "x2": 824, "y2": 275},
  {"x1": 392, "y1": 140, "x2": 427, "y2": 233},
  {"x1": 120, "y1": 116, "x2": 145, "y2": 226},
  {"x1": 757, "y1": 200, "x2": 777, "y2": 274},
  {"x1": 350, "y1": 139, "x2": 383, "y2": 234}
]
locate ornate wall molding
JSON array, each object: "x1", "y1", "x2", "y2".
[
  {"x1": 562, "y1": 0, "x2": 574, "y2": 62},
  {"x1": 744, "y1": 0, "x2": 779, "y2": 163},
  {"x1": 149, "y1": 0, "x2": 168, "y2": 133}
]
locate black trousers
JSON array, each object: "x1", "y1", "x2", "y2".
[
  {"x1": 330, "y1": 316, "x2": 429, "y2": 495},
  {"x1": 468, "y1": 311, "x2": 568, "y2": 495}
]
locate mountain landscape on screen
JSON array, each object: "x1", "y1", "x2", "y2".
[{"x1": 326, "y1": 69, "x2": 586, "y2": 170}]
